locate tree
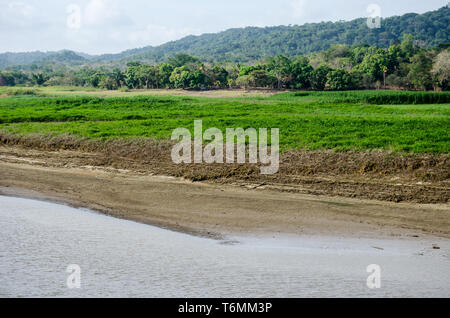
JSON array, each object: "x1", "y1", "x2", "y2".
[
  {"x1": 0, "y1": 71, "x2": 16, "y2": 86},
  {"x1": 249, "y1": 69, "x2": 276, "y2": 88},
  {"x1": 169, "y1": 66, "x2": 192, "y2": 88},
  {"x1": 124, "y1": 62, "x2": 141, "y2": 88},
  {"x1": 357, "y1": 48, "x2": 389, "y2": 81},
  {"x1": 167, "y1": 54, "x2": 200, "y2": 67},
  {"x1": 387, "y1": 45, "x2": 402, "y2": 73},
  {"x1": 400, "y1": 34, "x2": 416, "y2": 59},
  {"x1": 291, "y1": 56, "x2": 313, "y2": 89},
  {"x1": 159, "y1": 63, "x2": 174, "y2": 88},
  {"x1": 31, "y1": 73, "x2": 47, "y2": 85},
  {"x1": 98, "y1": 77, "x2": 117, "y2": 90},
  {"x1": 267, "y1": 55, "x2": 292, "y2": 89},
  {"x1": 235, "y1": 75, "x2": 253, "y2": 89},
  {"x1": 327, "y1": 69, "x2": 355, "y2": 90},
  {"x1": 87, "y1": 72, "x2": 106, "y2": 88},
  {"x1": 239, "y1": 64, "x2": 264, "y2": 76},
  {"x1": 169, "y1": 66, "x2": 208, "y2": 89},
  {"x1": 136, "y1": 64, "x2": 157, "y2": 89},
  {"x1": 351, "y1": 44, "x2": 371, "y2": 64},
  {"x1": 408, "y1": 51, "x2": 434, "y2": 90},
  {"x1": 189, "y1": 70, "x2": 208, "y2": 89},
  {"x1": 0, "y1": 71, "x2": 29, "y2": 86},
  {"x1": 326, "y1": 44, "x2": 351, "y2": 60},
  {"x1": 208, "y1": 65, "x2": 229, "y2": 88},
  {"x1": 310, "y1": 65, "x2": 331, "y2": 90},
  {"x1": 432, "y1": 50, "x2": 450, "y2": 90},
  {"x1": 111, "y1": 68, "x2": 124, "y2": 88},
  {"x1": 386, "y1": 73, "x2": 409, "y2": 88}
]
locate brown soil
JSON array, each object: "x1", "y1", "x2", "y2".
[
  {"x1": 0, "y1": 137, "x2": 449, "y2": 239},
  {"x1": 1, "y1": 158, "x2": 449, "y2": 240},
  {"x1": 0, "y1": 133, "x2": 448, "y2": 204}
]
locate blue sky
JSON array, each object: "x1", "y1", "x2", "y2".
[{"x1": 1, "y1": 0, "x2": 448, "y2": 54}]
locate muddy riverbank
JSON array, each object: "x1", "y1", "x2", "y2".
[{"x1": 0, "y1": 145, "x2": 449, "y2": 239}]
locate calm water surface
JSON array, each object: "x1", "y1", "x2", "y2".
[{"x1": 0, "y1": 195, "x2": 449, "y2": 297}]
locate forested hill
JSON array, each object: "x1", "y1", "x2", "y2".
[
  {"x1": 1, "y1": 6, "x2": 449, "y2": 69},
  {"x1": 0, "y1": 50, "x2": 88, "y2": 70},
  {"x1": 122, "y1": 6, "x2": 449, "y2": 64}
]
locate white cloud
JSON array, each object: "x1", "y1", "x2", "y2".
[
  {"x1": 1, "y1": 2, "x2": 39, "y2": 29},
  {"x1": 84, "y1": 0, "x2": 124, "y2": 26},
  {"x1": 127, "y1": 24, "x2": 196, "y2": 45},
  {"x1": 291, "y1": 0, "x2": 307, "y2": 18},
  {"x1": 8, "y1": 2, "x2": 34, "y2": 17}
]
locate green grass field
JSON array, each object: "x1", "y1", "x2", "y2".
[{"x1": 0, "y1": 87, "x2": 449, "y2": 153}]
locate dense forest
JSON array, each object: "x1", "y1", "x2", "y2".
[
  {"x1": 0, "y1": 6, "x2": 448, "y2": 70},
  {"x1": 125, "y1": 6, "x2": 449, "y2": 64},
  {"x1": 1, "y1": 34, "x2": 449, "y2": 91}
]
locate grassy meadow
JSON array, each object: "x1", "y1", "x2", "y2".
[{"x1": 0, "y1": 87, "x2": 449, "y2": 153}]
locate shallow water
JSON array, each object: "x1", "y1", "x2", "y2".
[{"x1": 0, "y1": 195, "x2": 448, "y2": 298}]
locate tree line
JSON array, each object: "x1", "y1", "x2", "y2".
[{"x1": 1, "y1": 35, "x2": 448, "y2": 91}]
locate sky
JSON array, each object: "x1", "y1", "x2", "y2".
[{"x1": 1, "y1": 0, "x2": 448, "y2": 55}]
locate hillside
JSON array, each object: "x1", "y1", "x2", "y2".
[
  {"x1": 0, "y1": 6, "x2": 448, "y2": 69},
  {"x1": 0, "y1": 50, "x2": 89, "y2": 70},
  {"x1": 122, "y1": 6, "x2": 449, "y2": 64}
]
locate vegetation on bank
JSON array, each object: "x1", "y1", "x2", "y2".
[
  {"x1": 0, "y1": 90, "x2": 448, "y2": 154},
  {"x1": 1, "y1": 35, "x2": 449, "y2": 92}
]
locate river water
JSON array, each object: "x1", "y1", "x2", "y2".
[{"x1": 0, "y1": 195, "x2": 448, "y2": 298}]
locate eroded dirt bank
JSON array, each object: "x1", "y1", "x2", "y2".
[
  {"x1": 0, "y1": 144, "x2": 449, "y2": 239},
  {"x1": 0, "y1": 135, "x2": 448, "y2": 204}
]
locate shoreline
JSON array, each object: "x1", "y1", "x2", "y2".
[{"x1": 1, "y1": 155, "x2": 449, "y2": 240}]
